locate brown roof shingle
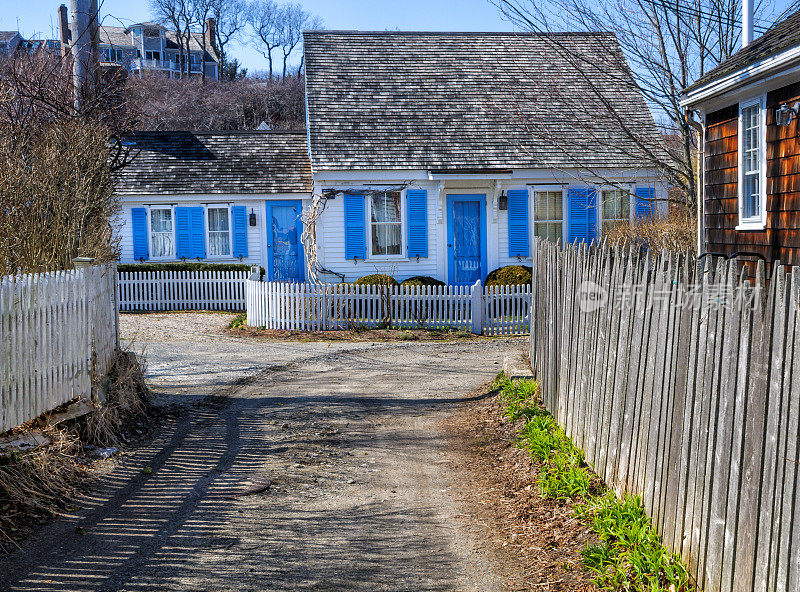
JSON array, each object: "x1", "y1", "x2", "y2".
[
  {"x1": 116, "y1": 131, "x2": 312, "y2": 195},
  {"x1": 303, "y1": 30, "x2": 662, "y2": 172}
]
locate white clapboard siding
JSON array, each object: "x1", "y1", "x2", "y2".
[
  {"x1": 245, "y1": 278, "x2": 531, "y2": 335},
  {"x1": 529, "y1": 238, "x2": 800, "y2": 592},
  {"x1": 0, "y1": 263, "x2": 119, "y2": 433},
  {"x1": 117, "y1": 270, "x2": 248, "y2": 311}
]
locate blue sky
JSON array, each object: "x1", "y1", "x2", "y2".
[{"x1": 2, "y1": 0, "x2": 516, "y2": 73}]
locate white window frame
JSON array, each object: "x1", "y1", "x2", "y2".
[
  {"x1": 147, "y1": 205, "x2": 175, "y2": 261},
  {"x1": 737, "y1": 95, "x2": 768, "y2": 230},
  {"x1": 366, "y1": 190, "x2": 406, "y2": 261},
  {"x1": 532, "y1": 185, "x2": 566, "y2": 244},
  {"x1": 598, "y1": 185, "x2": 634, "y2": 235},
  {"x1": 205, "y1": 204, "x2": 234, "y2": 259}
]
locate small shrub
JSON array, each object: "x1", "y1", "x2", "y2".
[
  {"x1": 354, "y1": 273, "x2": 399, "y2": 287},
  {"x1": 400, "y1": 275, "x2": 446, "y2": 288},
  {"x1": 485, "y1": 265, "x2": 532, "y2": 287},
  {"x1": 603, "y1": 208, "x2": 695, "y2": 253}
]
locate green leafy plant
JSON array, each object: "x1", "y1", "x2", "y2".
[
  {"x1": 228, "y1": 313, "x2": 247, "y2": 329},
  {"x1": 494, "y1": 373, "x2": 694, "y2": 591},
  {"x1": 576, "y1": 493, "x2": 693, "y2": 591}
]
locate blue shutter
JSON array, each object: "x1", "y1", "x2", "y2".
[
  {"x1": 189, "y1": 206, "x2": 206, "y2": 259},
  {"x1": 175, "y1": 207, "x2": 191, "y2": 259},
  {"x1": 567, "y1": 187, "x2": 597, "y2": 244},
  {"x1": 507, "y1": 189, "x2": 530, "y2": 257},
  {"x1": 231, "y1": 205, "x2": 248, "y2": 258},
  {"x1": 131, "y1": 208, "x2": 149, "y2": 261},
  {"x1": 344, "y1": 194, "x2": 366, "y2": 260},
  {"x1": 635, "y1": 187, "x2": 655, "y2": 219},
  {"x1": 406, "y1": 189, "x2": 428, "y2": 258}
]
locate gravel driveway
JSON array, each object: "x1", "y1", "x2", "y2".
[{"x1": 1, "y1": 313, "x2": 527, "y2": 591}]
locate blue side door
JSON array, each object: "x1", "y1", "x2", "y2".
[
  {"x1": 266, "y1": 200, "x2": 304, "y2": 282},
  {"x1": 447, "y1": 195, "x2": 487, "y2": 285}
]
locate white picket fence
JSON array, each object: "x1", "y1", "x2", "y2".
[
  {"x1": 245, "y1": 277, "x2": 531, "y2": 335},
  {"x1": 117, "y1": 270, "x2": 248, "y2": 311},
  {"x1": 0, "y1": 262, "x2": 119, "y2": 433}
]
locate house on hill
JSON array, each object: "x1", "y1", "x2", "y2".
[{"x1": 682, "y1": 8, "x2": 800, "y2": 264}]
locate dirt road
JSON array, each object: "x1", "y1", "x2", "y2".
[{"x1": 1, "y1": 314, "x2": 525, "y2": 591}]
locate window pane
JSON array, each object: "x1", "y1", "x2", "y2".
[
  {"x1": 371, "y1": 192, "x2": 401, "y2": 223},
  {"x1": 152, "y1": 233, "x2": 173, "y2": 258},
  {"x1": 208, "y1": 207, "x2": 229, "y2": 231},
  {"x1": 209, "y1": 232, "x2": 230, "y2": 256},
  {"x1": 534, "y1": 222, "x2": 561, "y2": 243},
  {"x1": 534, "y1": 191, "x2": 563, "y2": 221},
  {"x1": 151, "y1": 209, "x2": 172, "y2": 233},
  {"x1": 549, "y1": 191, "x2": 562, "y2": 220},
  {"x1": 371, "y1": 223, "x2": 402, "y2": 256}
]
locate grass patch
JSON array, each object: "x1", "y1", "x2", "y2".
[
  {"x1": 228, "y1": 312, "x2": 247, "y2": 330},
  {"x1": 494, "y1": 374, "x2": 693, "y2": 592}
]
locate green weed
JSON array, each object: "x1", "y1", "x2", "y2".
[
  {"x1": 576, "y1": 492, "x2": 693, "y2": 591},
  {"x1": 494, "y1": 373, "x2": 694, "y2": 592},
  {"x1": 227, "y1": 313, "x2": 247, "y2": 329}
]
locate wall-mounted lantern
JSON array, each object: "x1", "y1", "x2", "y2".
[
  {"x1": 498, "y1": 191, "x2": 508, "y2": 211},
  {"x1": 249, "y1": 208, "x2": 257, "y2": 226},
  {"x1": 776, "y1": 102, "x2": 800, "y2": 126}
]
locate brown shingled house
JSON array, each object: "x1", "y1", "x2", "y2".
[{"x1": 682, "y1": 8, "x2": 800, "y2": 265}]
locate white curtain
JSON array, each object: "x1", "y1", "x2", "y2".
[{"x1": 150, "y1": 209, "x2": 173, "y2": 258}]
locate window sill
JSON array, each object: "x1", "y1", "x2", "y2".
[{"x1": 735, "y1": 222, "x2": 766, "y2": 231}]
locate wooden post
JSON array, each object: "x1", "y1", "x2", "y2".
[{"x1": 471, "y1": 279, "x2": 483, "y2": 334}]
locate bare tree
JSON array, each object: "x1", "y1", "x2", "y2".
[
  {"x1": 0, "y1": 52, "x2": 135, "y2": 274},
  {"x1": 150, "y1": 0, "x2": 192, "y2": 77},
  {"x1": 210, "y1": 0, "x2": 246, "y2": 79},
  {"x1": 247, "y1": 0, "x2": 281, "y2": 78},
  {"x1": 492, "y1": 0, "x2": 786, "y2": 208},
  {"x1": 191, "y1": 0, "x2": 214, "y2": 82},
  {"x1": 276, "y1": 3, "x2": 321, "y2": 78}
]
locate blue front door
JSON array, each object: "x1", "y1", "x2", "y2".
[
  {"x1": 266, "y1": 201, "x2": 304, "y2": 282},
  {"x1": 447, "y1": 195, "x2": 487, "y2": 285}
]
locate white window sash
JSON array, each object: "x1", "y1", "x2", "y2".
[
  {"x1": 737, "y1": 95, "x2": 768, "y2": 230},
  {"x1": 367, "y1": 191, "x2": 406, "y2": 260},
  {"x1": 599, "y1": 186, "x2": 633, "y2": 233},
  {"x1": 147, "y1": 206, "x2": 175, "y2": 260},
  {"x1": 205, "y1": 205, "x2": 233, "y2": 258},
  {"x1": 533, "y1": 186, "x2": 565, "y2": 243}
]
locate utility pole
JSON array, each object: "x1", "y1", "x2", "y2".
[{"x1": 69, "y1": 0, "x2": 99, "y2": 112}]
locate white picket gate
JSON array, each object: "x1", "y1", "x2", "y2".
[
  {"x1": 117, "y1": 270, "x2": 248, "y2": 311},
  {"x1": 245, "y1": 276, "x2": 531, "y2": 335},
  {"x1": 0, "y1": 262, "x2": 119, "y2": 433}
]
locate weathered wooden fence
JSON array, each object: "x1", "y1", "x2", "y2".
[
  {"x1": 0, "y1": 262, "x2": 119, "y2": 433},
  {"x1": 246, "y1": 277, "x2": 531, "y2": 335},
  {"x1": 529, "y1": 239, "x2": 800, "y2": 592},
  {"x1": 117, "y1": 270, "x2": 248, "y2": 311}
]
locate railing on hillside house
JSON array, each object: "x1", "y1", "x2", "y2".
[
  {"x1": 245, "y1": 270, "x2": 531, "y2": 336},
  {"x1": 0, "y1": 260, "x2": 119, "y2": 433},
  {"x1": 529, "y1": 238, "x2": 800, "y2": 592}
]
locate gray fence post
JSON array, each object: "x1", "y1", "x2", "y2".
[{"x1": 471, "y1": 279, "x2": 483, "y2": 334}]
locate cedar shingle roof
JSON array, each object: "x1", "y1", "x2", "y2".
[
  {"x1": 303, "y1": 31, "x2": 661, "y2": 172},
  {"x1": 116, "y1": 131, "x2": 312, "y2": 195},
  {"x1": 685, "y1": 9, "x2": 800, "y2": 94}
]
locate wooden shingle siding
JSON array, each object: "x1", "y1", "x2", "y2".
[
  {"x1": 704, "y1": 83, "x2": 800, "y2": 265},
  {"x1": 704, "y1": 104, "x2": 739, "y2": 256}
]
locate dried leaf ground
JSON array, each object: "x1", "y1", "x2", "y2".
[{"x1": 443, "y1": 383, "x2": 599, "y2": 591}]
